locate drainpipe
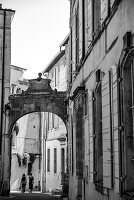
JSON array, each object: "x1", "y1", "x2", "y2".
[
  {"x1": 41, "y1": 112, "x2": 46, "y2": 193},
  {"x1": 109, "y1": 70, "x2": 114, "y2": 188},
  {"x1": 117, "y1": 66, "x2": 123, "y2": 194},
  {"x1": 38, "y1": 112, "x2": 42, "y2": 191},
  {"x1": 0, "y1": 9, "x2": 6, "y2": 156}
]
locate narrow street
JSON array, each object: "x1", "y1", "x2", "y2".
[{"x1": 0, "y1": 192, "x2": 63, "y2": 200}]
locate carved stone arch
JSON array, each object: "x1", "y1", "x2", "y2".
[{"x1": 9, "y1": 76, "x2": 67, "y2": 133}]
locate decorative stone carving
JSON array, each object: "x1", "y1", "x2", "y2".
[{"x1": 9, "y1": 74, "x2": 67, "y2": 131}]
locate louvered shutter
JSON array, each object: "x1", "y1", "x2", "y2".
[
  {"x1": 110, "y1": 65, "x2": 119, "y2": 193},
  {"x1": 79, "y1": 0, "x2": 83, "y2": 61},
  {"x1": 72, "y1": 13, "x2": 76, "y2": 73},
  {"x1": 87, "y1": 0, "x2": 93, "y2": 47},
  {"x1": 102, "y1": 71, "x2": 111, "y2": 188},
  {"x1": 88, "y1": 91, "x2": 94, "y2": 180},
  {"x1": 101, "y1": 0, "x2": 108, "y2": 24}
]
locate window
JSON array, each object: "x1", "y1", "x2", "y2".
[
  {"x1": 54, "y1": 148, "x2": 57, "y2": 173},
  {"x1": 55, "y1": 67, "x2": 59, "y2": 87},
  {"x1": 93, "y1": 82, "x2": 103, "y2": 191},
  {"x1": 61, "y1": 148, "x2": 65, "y2": 173},
  {"x1": 28, "y1": 163, "x2": 32, "y2": 175},
  {"x1": 118, "y1": 59, "x2": 134, "y2": 193},
  {"x1": 47, "y1": 149, "x2": 50, "y2": 172}
]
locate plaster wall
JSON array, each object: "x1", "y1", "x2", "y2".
[{"x1": 68, "y1": 0, "x2": 134, "y2": 199}]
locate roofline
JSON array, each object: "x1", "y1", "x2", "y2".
[
  {"x1": 59, "y1": 34, "x2": 70, "y2": 48},
  {"x1": 43, "y1": 50, "x2": 65, "y2": 73},
  {"x1": 11, "y1": 65, "x2": 27, "y2": 71}
]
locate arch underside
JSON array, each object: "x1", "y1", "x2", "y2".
[{"x1": 9, "y1": 91, "x2": 66, "y2": 130}]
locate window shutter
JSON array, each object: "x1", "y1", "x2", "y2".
[
  {"x1": 101, "y1": 0, "x2": 108, "y2": 24},
  {"x1": 87, "y1": 0, "x2": 93, "y2": 47},
  {"x1": 79, "y1": 0, "x2": 83, "y2": 61},
  {"x1": 88, "y1": 91, "x2": 94, "y2": 180},
  {"x1": 72, "y1": 13, "x2": 76, "y2": 73},
  {"x1": 102, "y1": 71, "x2": 111, "y2": 188},
  {"x1": 110, "y1": 66, "x2": 119, "y2": 193},
  {"x1": 110, "y1": 0, "x2": 116, "y2": 8},
  {"x1": 75, "y1": 6, "x2": 79, "y2": 66}
]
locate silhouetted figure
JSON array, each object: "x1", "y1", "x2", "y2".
[
  {"x1": 28, "y1": 173, "x2": 34, "y2": 193},
  {"x1": 21, "y1": 174, "x2": 27, "y2": 193}
]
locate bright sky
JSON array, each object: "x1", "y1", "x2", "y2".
[{"x1": 0, "y1": 0, "x2": 70, "y2": 79}]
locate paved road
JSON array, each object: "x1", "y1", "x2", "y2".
[{"x1": 0, "y1": 192, "x2": 63, "y2": 200}]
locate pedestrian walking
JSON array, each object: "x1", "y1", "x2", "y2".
[
  {"x1": 20, "y1": 174, "x2": 27, "y2": 193},
  {"x1": 28, "y1": 173, "x2": 34, "y2": 193}
]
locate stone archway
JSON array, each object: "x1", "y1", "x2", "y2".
[
  {"x1": 9, "y1": 75, "x2": 67, "y2": 130},
  {"x1": 1, "y1": 74, "x2": 67, "y2": 196}
]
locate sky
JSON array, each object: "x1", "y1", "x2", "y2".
[{"x1": 0, "y1": 0, "x2": 70, "y2": 79}]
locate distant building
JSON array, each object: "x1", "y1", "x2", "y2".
[
  {"x1": 42, "y1": 35, "x2": 69, "y2": 193},
  {"x1": 10, "y1": 65, "x2": 28, "y2": 94}
]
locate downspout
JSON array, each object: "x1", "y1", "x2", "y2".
[
  {"x1": 0, "y1": 9, "x2": 6, "y2": 155},
  {"x1": 117, "y1": 65, "x2": 123, "y2": 194},
  {"x1": 109, "y1": 70, "x2": 114, "y2": 188},
  {"x1": 38, "y1": 112, "x2": 42, "y2": 191},
  {"x1": 92, "y1": 92, "x2": 96, "y2": 183}
]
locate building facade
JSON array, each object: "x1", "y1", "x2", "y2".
[
  {"x1": 42, "y1": 35, "x2": 69, "y2": 193},
  {"x1": 67, "y1": 0, "x2": 134, "y2": 200},
  {"x1": 0, "y1": 6, "x2": 15, "y2": 195}
]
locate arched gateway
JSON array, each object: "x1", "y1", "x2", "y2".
[
  {"x1": 9, "y1": 74, "x2": 67, "y2": 130},
  {"x1": 2, "y1": 74, "x2": 67, "y2": 196}
]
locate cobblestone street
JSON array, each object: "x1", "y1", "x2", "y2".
[{"x1": 0, "y1": 192, "x2": 64, "y2": 200}]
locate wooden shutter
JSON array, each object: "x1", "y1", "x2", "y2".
[
  {"x1": 101, "y1": 0, "x2": 108, "y2": 24},
  {"x1": 75, "y1": 6, "x2": 79, "y2": 67},
  {"x1": 110, "y1": 66, "x2": 119, "y2": 192},
  {"x1": 79, "y1": 0, "x2": 83, "y2": 61},
  {"x1": 102, "y1": 71, "x2": 111, "y2": 188},
  {"x1": 87, "y1": 0, "x2": 93, "y2": 47},
  {"x1": 72, "y1": 12, "x2": 76, "y2": 73},
  {"x1": 88, "y1": 91, "x2": 94, "y2": 180}
]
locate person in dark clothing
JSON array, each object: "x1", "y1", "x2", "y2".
[
  {"x1": 28, "y1": 173, "x2": 34, "y2": 193},
  {"x1": 21, "y1": 174, "x2": 27, "y2": 193}
]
